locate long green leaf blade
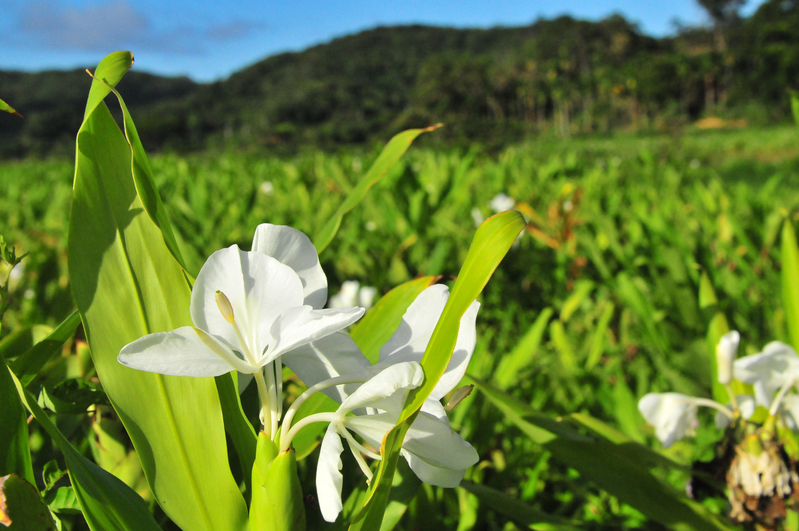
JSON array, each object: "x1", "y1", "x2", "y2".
[
  {"x1": 0, "y1": 356, "x2": 34, "y2": 484},
  {"x1": 349, "y1": 211, "x2": 525, "y2": 530},
  {"x1": 68, "y1": 54, "x2": 247, "y2": 530},
  {"x1": 472, "y1": 377, "x2": 732, "y2": 531},
  {"x1": 10, "y1": 310, "x2": 80, "y2": 387},
  {"x1": 782, "y1": 219, "x2": 799, "y2": 350},
  {"x1": 314, "y1": 125, "x2": 441, "y2": 254},
  {"x1": 8, "y1": 366, "x2": 161, "y2": 531}
]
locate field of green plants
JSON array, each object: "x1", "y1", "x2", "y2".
[{"x1": 4, "y1": 106, "x2": 799, "y2": 530}]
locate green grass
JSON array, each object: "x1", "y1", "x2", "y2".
[{"x1": 3, "y1": 125, "x2": 799, "y2": 529}]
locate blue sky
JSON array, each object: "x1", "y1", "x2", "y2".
[{"x1": 0, "y1": 0, "x2": 767, "y2": 82}]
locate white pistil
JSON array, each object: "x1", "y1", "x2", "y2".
[
  {"x1": 280, "y1": 374, "x2": 371, "y2": 450},
  {"x1": 693, "y1": 397, "x2": 735, "y2": 419},
  {"x1": 280, "y1": 412, "x2": 338, "y2": 451}
]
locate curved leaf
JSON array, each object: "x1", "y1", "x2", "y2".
[
  {"x1": 68, "y1": 53, "x2": 247, "y2": 530},
  {"x1": 0, "y1": 97, "x2": 22, "y2": 118},
  {"x1": 349, "y1": 211, "x2": 525, "y2": 530},
  {"x1": 313, "y1": 125, "x2": 441, "y2": 254},
  {"x1": 8, "y1": 367, "x2": 160, "y2": 531}
]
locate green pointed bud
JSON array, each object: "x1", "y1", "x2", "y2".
[
  {"x1": 215, "y1": 290, "x2": 236, "y2": 324},
  {"x1": 777, "y1": 420, "x2": 799, "y2": 460},
  {"x1": 742, "y1": 433, "x2": 764, "y2": 456},
  {"x1": 250, "y1": 432, "x2": 305, "y2": 531}
]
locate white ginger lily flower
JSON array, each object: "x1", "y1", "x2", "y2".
[
  {"x1": 280, "y1": 284, "x2": 480, "y2": 521},
  {"x1": 638, "y1": 392, "x2": 734, "y2": 448},
  {"x1": 734, "y1": 341, "x2": 799, "y2": 408},
  {"x1": 304, "y1": 361, "x2": 478, "y2": 523},
  {"x1": 118, "y1": 224, "x2": 364, "y2": 434}
]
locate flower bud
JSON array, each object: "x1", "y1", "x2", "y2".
[{"x1": 717, "y1": 330, "x2": 740, "y2": 385}]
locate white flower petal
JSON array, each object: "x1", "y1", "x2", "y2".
[
  {"x1": 118, "y1": 326, "x2": 251, "y2": 376},
  {"x1": 402, "y1": 411, "x2": 479, "y2": 472},
  {"x1": 191, "y1": 246, "x2": 304, "y2": 356},
  {"x1": 251, "y1": 224, "x2": 328, "y2": 309},
  {"x1": 638, "y1": 392, "x2": 697, "y2": 448},
  {"x1": 401, "y1": 449, "x2": 467, "y2": 488},
  {"x1": 340, "y1": 362, "x2": 424, "y2": 413},
  {"x1": 734, "y1": 341, "x2": 799, "y2": 407},
  {"x1": 379, "y1": 285, "x2": 479, "y2": 400},
  {"x1": 346, "y1": 412, "x2": 396, "y2": 449},
  {"x1": 267, "y1": 306, "x2": 364, "y2": 363},
  {"x1": 316, "y1": 426, "x2": 345, "y2": 523},
  {"x1": 716, "y1": 330, "x2": 740, "y2": 385},
  {"x1": 282, "y1": 332, "x2": 372, "y2": 402}
]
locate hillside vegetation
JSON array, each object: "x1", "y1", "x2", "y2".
[{"x1": 2, "y1": 0, "x2": 799, "y2": 158}]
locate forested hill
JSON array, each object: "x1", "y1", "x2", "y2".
[{"x1": 2, "y1": 0, "x2": 799, "y2": 157}]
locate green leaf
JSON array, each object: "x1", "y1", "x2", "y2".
[
  {"x1": 782, "y1": 219, "x2": 799, "y2": 351},
  {"x1": 250, "y1": 434, "x2": 305, "y2": 531},
  {"x1": 10, "y1": 310, "x2": 80, "y2": 387},
  {"x1": 8, "y1": 368, "x2": 161, "y2": 531},
  {"x1": 45, "y1": 487, "x2": 81, "y2": 515},
  {"x1": 290, "y1": 391, "x2": 338, "y2": 461},
  {"x1": 459, "y1": 481, "x2": 577, "y2": 531},
  {"x1": 493, "y1": 308, "x2": 553, "y2": 389},
  {"x1": 586, "y1": 302, "x2": 614, "y2": 370},
  {"x1": 0, "y1": 97, "x2": 23, "y2": 118},
  {"x1": 789, "y1": 89, "x2": 799, "y2": 127},
  {"x1": 350, "y1": 276, "x2": 439, "y2": 363},
  {"x1": 349, "y1": 211, "x2": 525, "y2": 530},
  {"x1": 91, "y1": 74, "x2": 188, "y2": 271},
  {"x1": 68, "y1": 53, "x2": 247, "y2": 530},
  {"x1": 0, "y1": 475, "x2": 56, "y2": 530},
  {"x1": 549, "y1": 320, "x2": 575, "y2": 373},
  {"x1": 313, "y1": 125, "x2": 441, "y2": 254},
  {"x1": 38, "y1": 379, "x2": 108, "y2": 414},
  {"x1": 471, "y1": 377, "x2": 732, "y2": 531},
  {"x1": 559, "y1": 280, "x2": 593, "y2": 322},
  {"x1": 0, "y1": 353, "x2": 34, "y2": 484}
]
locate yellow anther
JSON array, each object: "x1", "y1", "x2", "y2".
[{"x1": 215, "y1": 291, "x2": 236, "y2": 324}]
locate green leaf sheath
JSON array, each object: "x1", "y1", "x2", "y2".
[
  {"x1": 313, "y1": 125, "x2": 441, "y2": 254},
  {"x1": 250, "y1": 433, "x2": 306, "y2": 531},
  {"x1": 349, "y1": 211, "x2": 525, "y2": 531},
  {"x1": 782, "y1": 219, "x2": 799, "y2": 351},
  {"x1": 472, "y1": 377, "x2": 733, "y2": 531},
  {"x1": 8, "y1": 368, "x2": 161, "y2": 531},
  {"x1": 68, "y1": 52, "x2": 247, "y2": 530}
]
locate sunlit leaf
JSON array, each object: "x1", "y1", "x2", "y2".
[
  {"x1": 68, "y1": 52, "x2": 247, "y2": 530},
  {"x1": 314, "y1": 125, "x2": 441, "y2": 254}
]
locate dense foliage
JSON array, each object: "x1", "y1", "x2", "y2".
[
  {"x1": 3, "y1": 123, "x2": 799, "y2": 528},
  {"x1": 3, "y1": 0, "x2": 799, "y2": 158}
]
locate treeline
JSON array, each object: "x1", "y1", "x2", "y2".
[{"x1": 2, "y1": 0, "x2": 799, "y2": 157}]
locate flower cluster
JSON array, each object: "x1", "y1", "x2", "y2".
[
  {"x1": 117, "y1": 224, "x2": 479, "y2": 522},
  {"x1": 638, "y1": 331, "x2": 799, "y2": 524}
]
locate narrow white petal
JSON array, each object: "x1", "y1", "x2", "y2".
[
  {"x1": 340, "y1": 362, "x2": 424, "y2": 413},
  {"x1": 118, "y1": 326, "x2": 249, "y2": 376},
  {"x1": 638, "y1": 393, "x2": 697, "y2": 448},
  {"x1": 378, "y1": 285, "x2": 480, "y2": 400},
  {"x1": 266, "y1": 306, "x2": 364, "y2": 363},
  {"x1": 282, "y1": 332, "x2": 372, "y2": 402},
  {"x1": 401, "y1": 449, "x2": 467, "y2": 488},
  {"x1": 191, "y1": 246, "x2": 304, "y2": 357},
  {"x1": 317, "y1": 426, "x2": 345, "y2": 523},
  {"x1": 252, "y1": 224, "x2": 328, "y2": 309}
]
